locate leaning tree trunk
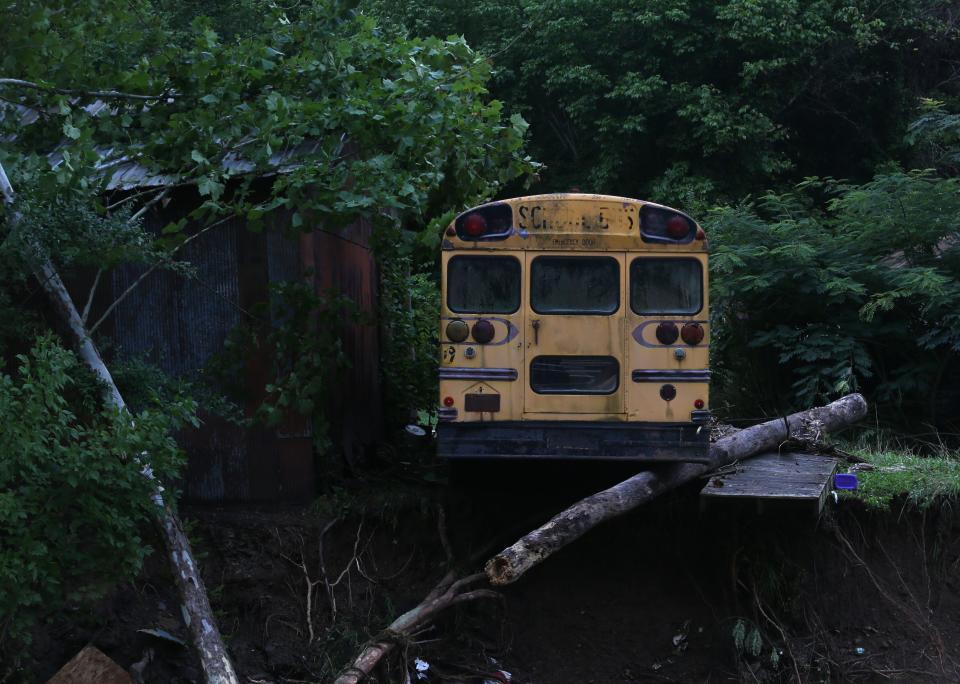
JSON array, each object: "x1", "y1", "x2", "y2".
[
  {"x1": 334, "y1": 394, "x2": 868, "y2": 681},
  {"x1": 0, "y1": 162, "x2": 239, "y2": 684},
  {"x1": 485, "y1": 393, "x2": 867, "y2": 585}
]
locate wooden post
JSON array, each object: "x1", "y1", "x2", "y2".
[{"x1": 0, "y1": 162, "x2": 239, "y2": 684}]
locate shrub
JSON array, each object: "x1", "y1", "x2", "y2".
[
  {"x1": 0, "y1": 335, "x2": 193, "y2": 646},
  {"x1": 708, "y1": 170, "x2": 960, "y2": 428},
  {"x1": 380, "y1": 256, "x2": 440, "y2": 431}
]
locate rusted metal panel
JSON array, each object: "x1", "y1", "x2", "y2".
[
  {"x1": 313, "y1": 223, "x2": 382, "y2": 451},
  {"x1": 110, "y1": 216, "x2": 242, "y2": 377},
  {"x1": 104, "y1": 199, "x2": 381, "y2": 500}
]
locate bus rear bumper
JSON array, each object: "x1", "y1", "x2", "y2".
[{"x1": 438, "y1": 420, "x2": 711, "y2": 463}]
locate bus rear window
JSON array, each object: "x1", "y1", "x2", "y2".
[
  {"x1": 530, "y1": 356, "x2": 620, "y2": 394},
  {"x1": 531, "y1": 256, "x2": 619, "y2": 314},
  {"x1": 630, "y1": 258, "x2": 702, "y2": 315},
  {"x1": 447, "y1": 256, "x2": 521, "y2": 313}
]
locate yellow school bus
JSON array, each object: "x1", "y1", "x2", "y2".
[{"x1": 437, "y1": 193, "x2": 710, "y2": 462}]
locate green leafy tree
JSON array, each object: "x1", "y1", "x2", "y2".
[
  {"x1": 708, "y1": 169, "x2": 960, "y2": 426},
  {"x1": 370, "y1": 0, "x2": 958, "y2": 201},
  {"x1": 0, "y1": 335, "x2": 193, "y2": 646},
  {"x1": 0, "y1": 0, "x2": 536, "y2": 653}
]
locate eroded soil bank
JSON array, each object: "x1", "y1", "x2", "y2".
[{"x1": 23, "y1": 472, "x2": 960, "y2": 683}]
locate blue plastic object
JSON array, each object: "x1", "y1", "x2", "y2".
[{"x1": 834, "y1": 472, "x2": 858, "y2": 490}]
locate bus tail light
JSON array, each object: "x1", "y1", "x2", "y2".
[
  {"x1": 464, "y1": 213, "x2": 486, "y2": 236},
  {"x1": 471, "y1": 319, "x2": 495, "y2": 344},
  {"x1": 454, "y1": 203, "x2": 513, "y2": 241},
  {"x1": 640, "y1": 205, "x2": 695, "y2": 244},
  {"x1": 660, "y1": 384, "x2": 676, "y2": 401},
  {"x1": 656, "y1": 321, "x2": 679, "y2": 345},
  {"x1": 446, "y1": 319, "x2": 469, "y2": 342},
  {"x1": 681, "y1": 322, "x2": 704, "y2": 345},
  {"x1": 667, "y1": 216, "x2": 688, "y2": 239}
]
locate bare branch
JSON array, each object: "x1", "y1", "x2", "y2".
[
  {"x1": 88, "y1": 214, "x2": 232, "y2": 335},
  {"x1": 0, "y1": 77, "x2": 166, "y2": 101},
  {"x1": 80, "y1": 268, "x2": 102, "y2": 325}
]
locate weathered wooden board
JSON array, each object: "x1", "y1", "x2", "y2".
[{"x1": 700, "y1": 451, "x2": 838, "y2": 514}]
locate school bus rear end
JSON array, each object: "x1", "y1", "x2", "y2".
[{"x1": 437, "y1": 194, "x2": 710, "y2": 463}]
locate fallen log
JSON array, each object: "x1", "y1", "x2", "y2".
[
  {"x1": 0, "y1": 163, "x2": 238, "y2": 684},
  {"x1": 333, "y1": 572, "x2": 498, "y2": 684},
  {"x1": 335, "y1": 394, "x2": 867, "y2": 681},
  {"x1": 485, "y1": 393, "x2": 867, "y2": 585}
]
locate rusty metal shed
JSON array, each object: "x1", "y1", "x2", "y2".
[{"x1": 88, "y1": 188, "x2": 382, "y2": 502}]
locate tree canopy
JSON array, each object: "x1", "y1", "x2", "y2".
[
  {"x1": 0, "y1": 0, "x2": 536, "y2": 652},
  {"x1": 0, "y1": 0, "x2": 536, "y2": 266},
  {"x1": 370, "y1": 0, "x2": 960, "y2": 204}
]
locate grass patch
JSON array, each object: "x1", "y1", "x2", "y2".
[{"x1": 844, "y1": 448, "x2": 960, "y2": 510}]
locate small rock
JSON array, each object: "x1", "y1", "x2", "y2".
[{"x1": 46, "y1": 646, "x2": 132, "y2": 684}]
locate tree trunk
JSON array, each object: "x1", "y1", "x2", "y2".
[
  {"x1": 333, "y1": 572, "x2": 498, "y2": 684},
  {"x1": 0, "y1": 163, "x2": 239, "y2": 684},
  {"x1": 334, "y1": 394, "x2": 868, "y2": 680},
  {"x1": 485, "y1": 393, "x2": 867, "y2": 586}
]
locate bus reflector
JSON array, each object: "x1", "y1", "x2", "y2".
[
  {"x1": 681, "y1": 322, "x2": 704, "y2": 345},
  {"x1": 656, "y1": 321, "x2": 679, "y2": 345},
  {"x1": 443, "y1": 396, "x2": 455, "y2": 407},
  {"x1": 694, "y1": 399, "x2": 705, "y2": 409}
]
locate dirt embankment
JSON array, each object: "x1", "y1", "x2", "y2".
[{"x1": 24, "y1": 478, "x2": 960, "y2": 683}]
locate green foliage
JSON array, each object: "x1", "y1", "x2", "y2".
[
  {"x1": 1, "y1": 0, "x2": 536, "y2": 453},
  {"x1": 906, "y1": 98, "x2": 960, "y2": 176},
  {"x1": 110, "y1": 355, "x2": 243, "y2": 422},
  {"x1": 707, "y1": 169, "x2": 960, "y2": 424},
  {"x1": 379, "y1": 257, "x2": 440, "y2": 430},
  {"x1": 732, "y1": 619, "x2": 763, "y2": 658},
  {"x1": 208, "y1": 281, "x2": 359, "y2": 454},
  {"x1": 1, "y1": 0, "x2": 537, "y2": 253},
  {"x1": 369, "y1": 0, "x2": 959, "y2": 199},
  {"x1": 844, "y1": 447, "x2": 960, "y2": 510},
  {"x1": 0, "y1": 335, "x2": 193, "y2": 646}
]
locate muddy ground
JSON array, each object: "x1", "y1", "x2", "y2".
[{"x1": 22, "y1": 466, "x2": 960, "y2": 683}]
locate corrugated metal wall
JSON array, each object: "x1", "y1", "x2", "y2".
[
  {"x1": 104, "y1": 201, "x2": 382, "y2": 502},
  {"x1": 314, "y1": 219, "x2": 382, "y2": 463},
  {"x1": 111, "y1": 218, "x2": 242, "y2": 377}
]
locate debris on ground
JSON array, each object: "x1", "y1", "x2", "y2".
[{"x1": 46, "y1": 646, "x2": 131, "y2": 684}]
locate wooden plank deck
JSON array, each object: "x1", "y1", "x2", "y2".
[{"x1": 700, "y1": 451, "x2": 839, "y2": 515}]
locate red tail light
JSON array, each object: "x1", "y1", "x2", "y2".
[
  {"x1": 640, "y1": 205, "x2": 695, "y2": 244},
  {"x1": 694, "y1": 399, "x2": 705, "y2": 409},
  {"x1": 667, "y1": 216, "x2": 688, "y2": 239},
  {"x1": 681, "y1": 323, "x2": 704, "y2": 345},
  {"x1": 443, "y1": 396, "x2": 455, "y2": 407},
  {"x1": 454, "y1": 203, "x2": 512, "y2": 240},
  {"x1": 656, "y1": 321, "x2": 679, "y2": 345},
  {"x1": 464, "y1": 213, "x2": 486, "y2": 236}
]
